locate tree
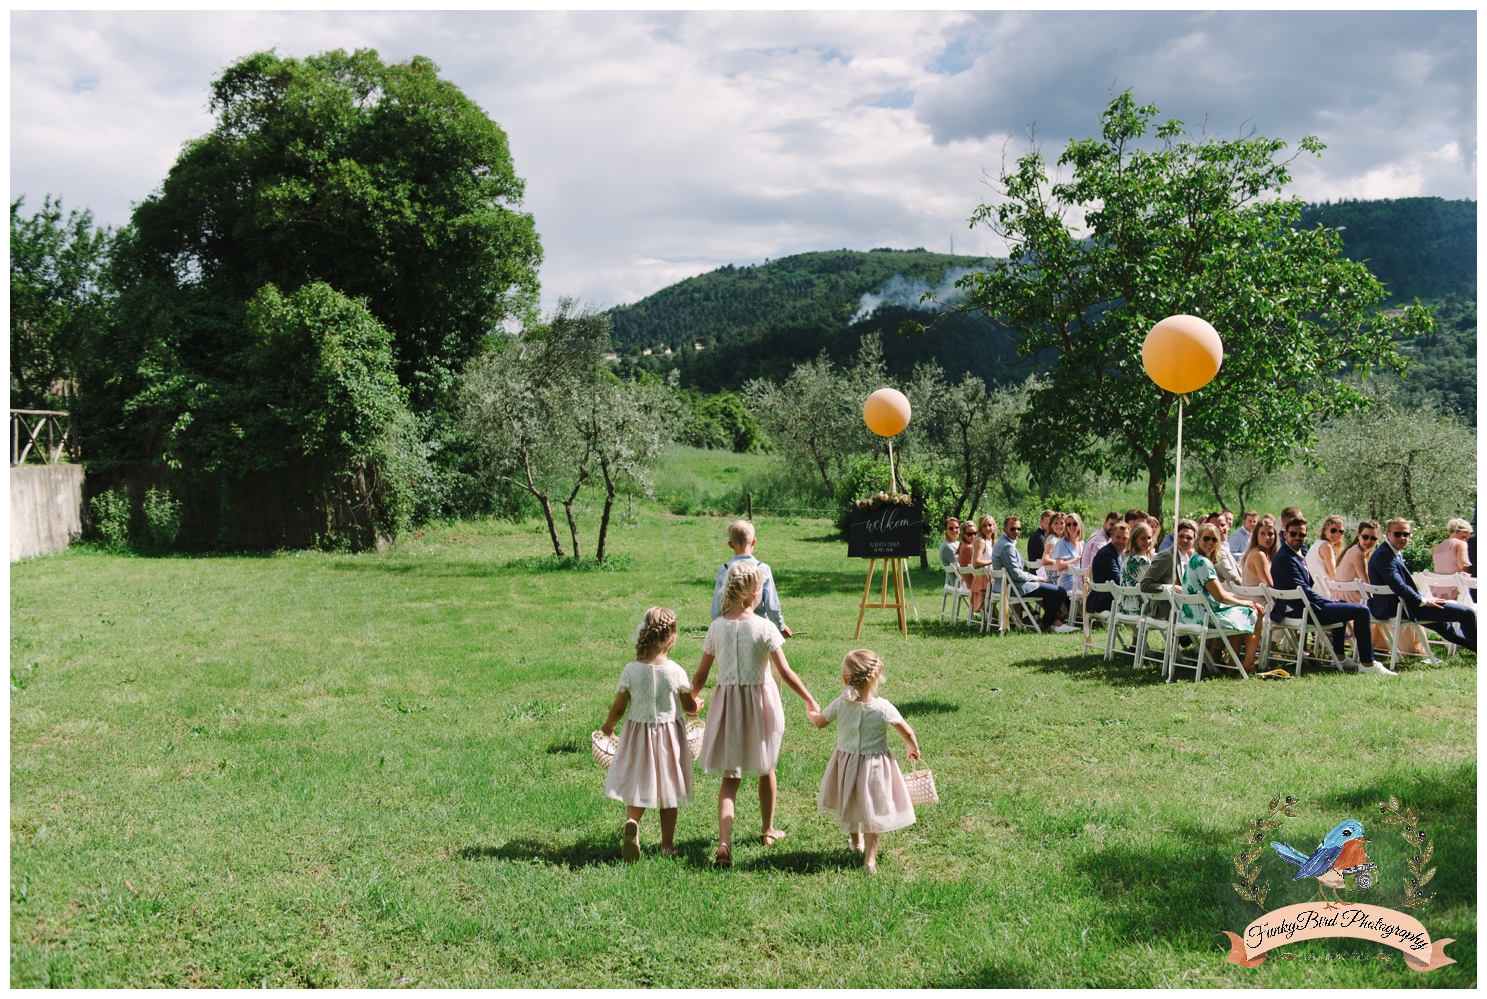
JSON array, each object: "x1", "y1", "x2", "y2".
[
  {"x1": 1197, "y1": 450, "x2": 1273, "y2": 516},
  {"x1": 587, "y1": 375, "x2": 680, "y2": 563},
  {"x1": 1310, "y1": 390, "x2": 1476, "y2": 527},
  {"x1": 743, "y1": 334, "x2": 890, "y2": 493},
  {"x1": 10, "y1": 196, "x2": 111, "y2": 411},
  {"x1": 943, "y1": 91, "x2": 1432, "y2": 517},
  {"x1": 917, "y1": 369, "x2": 1027, "y2": 517},
  {"x1": 458, "y1": 299, "x2": 610, "y2": 558},
  {"x1": 121, "y1": 48, "x2": 542, "y2": 409}
]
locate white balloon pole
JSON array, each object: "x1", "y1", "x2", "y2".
[
  {"x1": 1172, "y1": 396, "x2": 1184, "y2": 532},
  {"x1": 887, "y1": 438, "x2": 897, "y2": 498}
]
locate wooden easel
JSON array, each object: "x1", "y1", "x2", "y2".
[{"x1": 854, "y1": 556, "x2": 909, "y2": 638}]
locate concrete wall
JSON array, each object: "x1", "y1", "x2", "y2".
[{"x1": 11, "y1": 463, "x2": 84, "y2": 561}]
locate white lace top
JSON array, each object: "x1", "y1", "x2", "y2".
[
  {"x1": 822, "y1": 692, "x2": 905, "y2": 755},
  {"x1": 615, "y1": 659, "x2": 692, "y2": 724},
  {"x1": 701, "y1": 615, "x2": 784, "y2": 686}
]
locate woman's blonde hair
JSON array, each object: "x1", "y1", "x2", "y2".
[
  {"x1": 842, "y1": 649, "x2": 884, "y2": 700},
  {"x1": 1129, "y1": 521, "x2": 1153, "y2": 552},
  {"x1": 720, "y1": 560, "x2": 764, "y2": 614},
  {"x1": 977, "y1": 514, "x2": 997, "y2": 542},
  {"x1": 1065, "y1": 512, "x2": 1083, "y2": 541},
  {"x1": 635, "y1": 607, "x2": 678, "y2": 660},
  {"x1": 1448, "y1": 518, "x2": 1473, "y2": 536},
  {"x1": 1197, "y1": 523, "x2": 1223, "y2": 549}
]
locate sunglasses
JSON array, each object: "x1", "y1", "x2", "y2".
[
  {"x1": 1286, "y1": 530, "x2": 1305, "y2": 538},
  {"x1": 1391, "y1": 530, "x2": 1412, "y2": 538},
  {"x1": 1326, "y1": 526, "x2": 1343, "y2": 534},
  {"x1": 1360, "y1": 534, "x2": 1377, "y2": 542}
]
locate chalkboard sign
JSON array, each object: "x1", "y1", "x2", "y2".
[{"x1": 847, "y1": 501, "x2": 925, "y2": 559}]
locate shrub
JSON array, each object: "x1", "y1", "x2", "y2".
[
  {"x1": 88, "y1": 487, "x2": 130, "y2": 549},
  {"x1": 139, "y1": 487, "x2": 183, "y2": 552}
]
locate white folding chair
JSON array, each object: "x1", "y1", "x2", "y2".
[
  {"x1": 1067, "y1": 566, "x2": 1088, "y2": 628},
  {"x1": 1413, "y1": 571, "x2": 1464, "y2": 656},
  {"x1": 967, "y1": 565, "x2": 996, "y2": 633},
  {"x1": 1166, "y1": 592, "x2": 1251, "y2": 683},
  {"x1": 1459, "y1": 574, "x2": 1478, "y2": 608},
  {"x1": 1357, "y1": 581, "x2": 1439, "y2": 669},
  {"x1": 1262, "y1": 586, "x2": 1347, "y2": 675},
  {"x1": 1104, "y1": 584, "x2": 1148, "y2": 664},
  {"x1": 1133, "y1": 585, "x2": 1180, "y2": 674},
  {"x1": 940, "y1": 564, "x2": 971, "y2": 624},
  {"x1": 995, "y1": 569, "x2": 1044, "y2": 634},
  {"x1": 1083, "y1": 580, "x2": 1116, "y2": 655}
]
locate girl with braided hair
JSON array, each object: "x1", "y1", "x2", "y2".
[
  {"x1": 808, "y1": 649, "x2": 920, "y2": 873},
  {"x1": 600, "y1": 607, "x2": 700, "y2": 862},
  {"x1": 693, "y1": 560, "x2": 820, "y2": 867}
]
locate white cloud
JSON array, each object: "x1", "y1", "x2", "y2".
[{"x1": 10, "y1": 11, "x2": 1475, "y2": 311}]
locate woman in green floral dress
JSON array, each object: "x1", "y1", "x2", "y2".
[{"x1": 1184, "y1": 525, "x2": 1266, "y2": 673}]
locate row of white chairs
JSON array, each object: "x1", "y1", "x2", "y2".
[{"x1": 942, "y1": 557, "x2": 1476, "y2": 681}]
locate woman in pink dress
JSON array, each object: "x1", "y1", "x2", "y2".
[{"x1": 1431, "y1": 519, "x2": 1474, "y2": 599}]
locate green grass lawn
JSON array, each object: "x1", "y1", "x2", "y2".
[{"x1": 10, "y1": 478, "x2": 1476, "y2": 985}]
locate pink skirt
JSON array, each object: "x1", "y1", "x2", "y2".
[
  {"x1": 698, "y1": 676, "x2": 784, "y2": 778},
  {"x1": 603, "y1": 719, "x2": 694, "y2": 809},
  {"x1": 817, "y1": 749, "x2": 916, "y2": 834}
]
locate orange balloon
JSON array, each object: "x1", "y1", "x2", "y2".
[
  {"x1": 1142, "y1": 315, "x2": 1223, "y2": 394},
  {"x1": 863, "y1": 388, "x2": 912, "y2": 437}
]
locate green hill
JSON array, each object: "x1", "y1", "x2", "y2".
[
  {"x1": 1302, "y1": 197, "x2": 1475, "y2": 304},
  {"x1": 609, "y1": 200, "x2": 1476, "y2": 412},
  {"x1": 607, "y1": 248, "x2": 1032, "y2": 391}
]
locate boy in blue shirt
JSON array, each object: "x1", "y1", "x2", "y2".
[{"x1": 710, "y1": 520, "x2": 792, "y2": 637}]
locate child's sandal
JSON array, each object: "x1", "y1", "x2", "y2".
[
  {"x1": 763, "y1": 828, "x2": 787, "y2": 847},
  {"x1": 714, "y1": 843, "x2": 733, "y2": 868}
]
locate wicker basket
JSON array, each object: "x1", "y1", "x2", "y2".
[
  {"x1": 591, "y1": 730, "x2": 618, "y2": 770},
  {"x1": 592, "y1": 720, "x2": 705, "y2": 770},
  {"x1": 903, "y1": 762, "x2": 939, "y2": 806}
]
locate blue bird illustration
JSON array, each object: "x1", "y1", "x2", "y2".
[{"x1": 1271, "y1": 819, "x2": 1372, "y2": 907}]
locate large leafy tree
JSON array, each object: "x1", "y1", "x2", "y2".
[
  {"x1": 122, "y1": 48, "x2": 542, "y2": 407},
  {"x1": 10, "y1": 196, "x2": 111, "y2": 411},
  {"x1": 948, "y1": 91, "x2": 1432, "y2": 518}
]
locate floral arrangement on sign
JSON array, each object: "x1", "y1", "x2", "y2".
[{"x1": 853, "y1": 491, "x2": 915, "y2": 511}]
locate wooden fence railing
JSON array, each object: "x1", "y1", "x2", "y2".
[{"x1": 10, "y1": 410, "x2": 76, "y2": 466}]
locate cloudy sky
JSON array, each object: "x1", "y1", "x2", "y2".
[{"x1": 11, "y1": 10, "x2": 1476, "y2": 309}]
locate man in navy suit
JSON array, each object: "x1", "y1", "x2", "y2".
[
  {"x1": 1272, "y1": 517, "x2": 1391, "y2": 675},
  {"x1": 1368, "y1": 518, "x2": 1476, "y2": 652},
  {"x1": 1086, "y1": 521, "x2": 1127, "y2": 615}
]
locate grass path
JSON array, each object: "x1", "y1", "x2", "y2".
[{"x1": 10, "y1": 508, "x2": 1476, "y2": 986}]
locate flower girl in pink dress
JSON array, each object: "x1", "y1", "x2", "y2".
[
  {"x1": 692, "y1": 561, "x2": 820, "y2": 867},
  {"x1": 808, "y1": 649, "x2": 920, "y2": 873},
  {"x1": 600, "y1": 607, "x2": 700, "y2": 862}
]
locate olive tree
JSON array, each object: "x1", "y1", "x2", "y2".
[
  {"x1": 938, "y1": 91, "x2": 1432, "y2": 517},
  {"x1": 1310, "y1": 391, "x2": 1476, "y2": 526}
]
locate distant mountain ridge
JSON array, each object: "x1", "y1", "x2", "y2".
[{"x1": 607, "y1": 198, "x2": 1475, "y2": 393}]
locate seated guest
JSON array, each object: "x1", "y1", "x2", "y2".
[
  {"x1": 1335, "y1": 519, "x2": 1395, "y2": 655},
  {"x1": 1229, "y1": 510, "x2": 1258, "y2": 555},
  {"x1": 938, "y1": 517, "x2": 961, "y2": 570},
  {"x1": 1221, "y1": 509, "x2": 1235, "y2": 535},
  {"x1": 1141, "y1": 519, "x2": 1199, "y2": 620},
  {"x1": 1279, "y1": 507, "x2": 1304, "y2": 551},
  {"x1": 956, "y1": 520, "x2": 976, "y2": 577},
  {"x1": 1087, "y1": 520, "x2": 1127, "y2": 615},
  {"x1": 1147, "y1": 515, "x2": 1164, "y2": 550},
  {"x1": 969, "y1": 514, "x2": 997, "y2": 613},
  {"x1": 994, "y1": 516, "x2": 1073, "y2": 632},
  {"x1": 1188, "y1": 524, "x2": 1266, "y2": 674},
  {"x1": 1242, "y1": 515, "x2": 1279, "y2": 588},
  {"x1": 1039, "y1": 512, "x2": 1068, "y2": 576},
  {"x1": 1026, "y1": 509, "x2": 1053, "y2": 563},
  {"x1": 1048, "y1": 513, "x2": 1084, "y2": 593},
  {"x1": 1368, "y1": 518, "x2": 1476, "y2": 653},
  {"x1": 1081, "y1": 511, "x2": 1121, "y2": 572},
  {"x1": 1432, "y1": 518, "x2": 1474, "y2": 599},
  {"x1": 1120, "y1": 522, "x2": 1155, "y2": 615},
  {"x1": 1305, "y1": 514, "x2": 1346, "y2": 595},
  {"x1": 1208, "y1": 513, "x2": 1242, "y2": 586},
  {"x1": 1272, "y1": 517, "x2": 1391, "y2": 675}
]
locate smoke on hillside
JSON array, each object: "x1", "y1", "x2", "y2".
[{"x1": 851, "y1": 267, "x2": 975, "y2": 323}]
